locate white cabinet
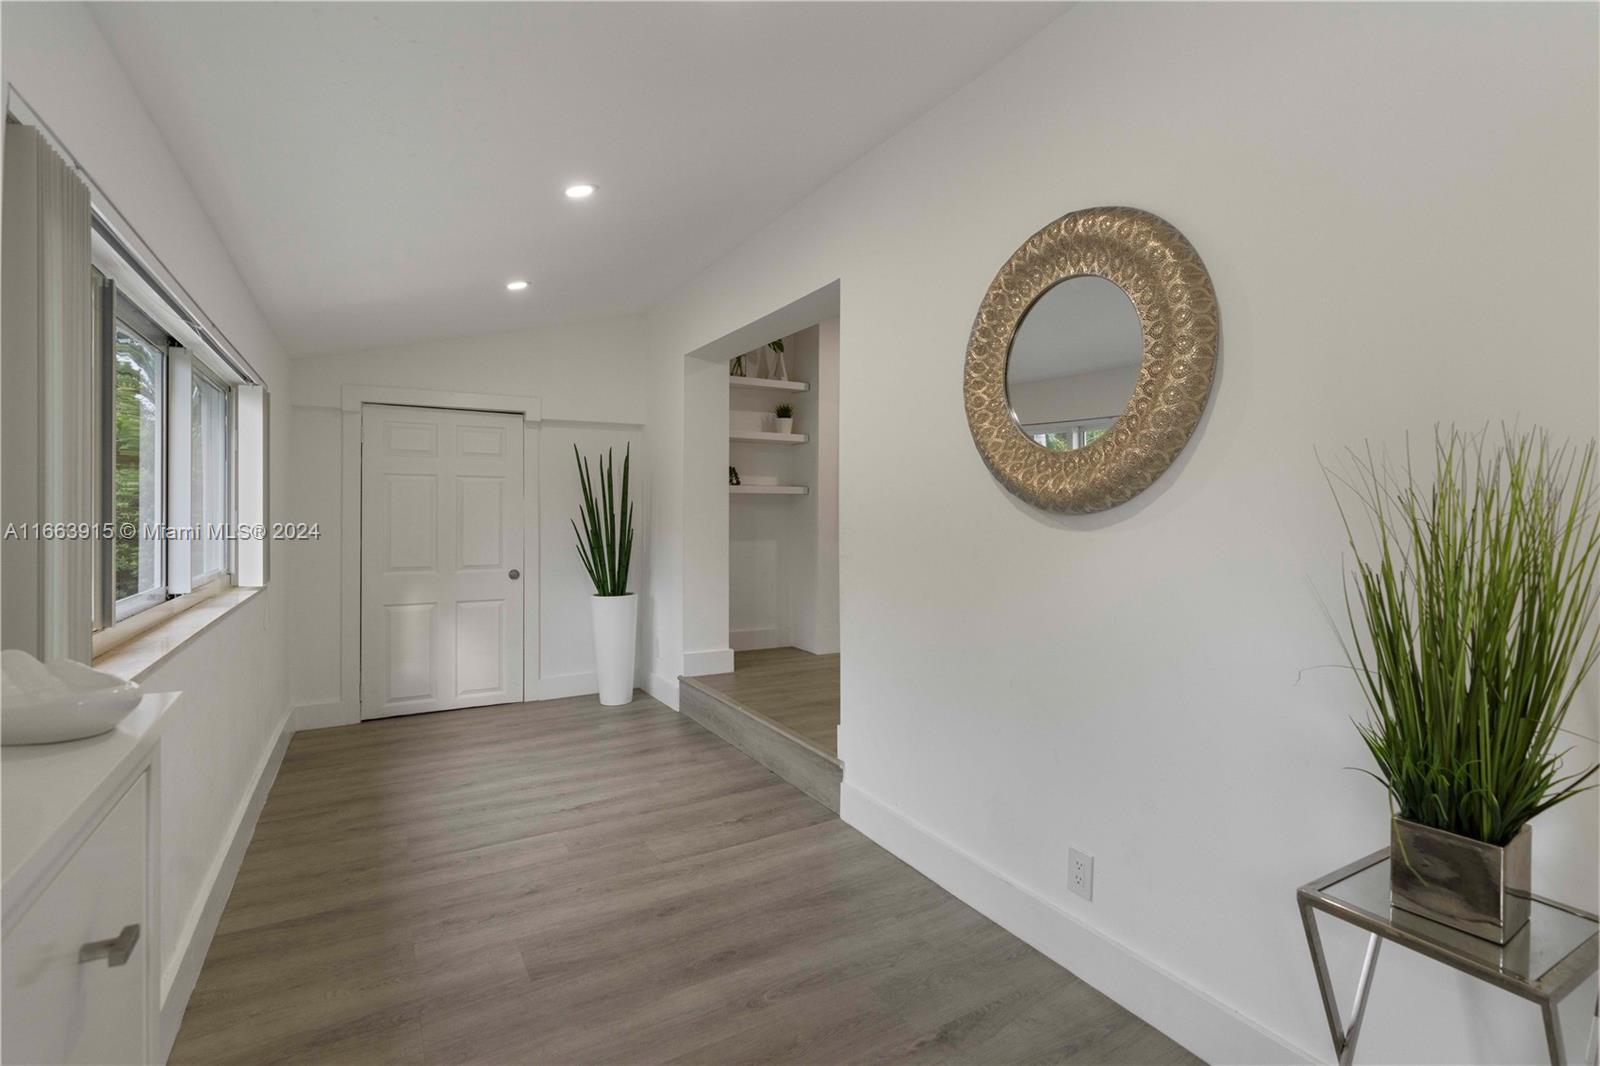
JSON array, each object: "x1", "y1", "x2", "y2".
[
  {"x1": 3, "y1": 774, "x2": 149, "y2": 1064},
  {"x1": 2, "y1": 691, "x2": 175, "y2": 1066}
]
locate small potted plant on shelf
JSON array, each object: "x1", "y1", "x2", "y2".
[
  {"x1": 573, "y1": 444, "x2": 636, "y2": 707},
  {"x1": 774, "y1": 403, "x2": 794, "y2": 435},
  {"x1": 1328, "y1": 428, "x2": 1598, "y2": 943}
]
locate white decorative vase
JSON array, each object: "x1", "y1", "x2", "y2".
[
  {"x1": 591, "y1": 593, "x2": 638, "y2": 706},
  {"x1": 774, "y1": 416, "x2": 794, "y2": 435}
]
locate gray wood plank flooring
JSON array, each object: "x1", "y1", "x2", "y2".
[
  {"x1": 678, "y1": 680, "x2": 842, "y2": 812},
  {"x1": 170, "y1": 693, "x2": 1198, "y2": 1065},
  {"x1": 694, "y1": 648, "x2": 841, "y2": 757}
]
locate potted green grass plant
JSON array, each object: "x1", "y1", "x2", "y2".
[
  {"x1": 774, "y1": 403, "x2": 794, "y2": 435},
  {"x1": 573, "y1": 444, "x2": 636, "y2": 706},
  {"x1": 1328, "y1": 428, "x2": 1599, "y2": 943}
]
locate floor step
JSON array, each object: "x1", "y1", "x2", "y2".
[{"x1": 678, "y1": 676, "x2": 842, "y2": 812}]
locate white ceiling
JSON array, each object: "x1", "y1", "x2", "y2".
[
  {"x1": 89, "y1": 2, "x2": 1065, "y2": 358},
  {"x1": 1007, "y1": 275, "x2": 1143, "y2": 384}
]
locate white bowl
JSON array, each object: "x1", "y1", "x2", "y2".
[{"x1": 1, "y1": 651, "x2": 142, "y2": 746}]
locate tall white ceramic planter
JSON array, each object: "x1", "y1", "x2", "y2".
[{"x1": 591, "y1": 593, "x2": 638, "y2": 706}]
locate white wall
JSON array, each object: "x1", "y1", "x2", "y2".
[
  {"x1": 643, "y1": 5, "x2": 1599, "y2": 1063},
  {"x1": 1, "y1": 0, "x2": 294, "y2": 1031},
  {"x1": 728, "y1": 528, "x2": 779, "y2": 647},
  {"x1": 678, "y1": 349, "x2": 733, "y2": 677},
  {"x1": 284, "y1": 407, "x2": 342, "y2": 709},
  {"x1": 285, "y1": 315, "x2": 650, "y2": 720},
  {"x1": 781, "y1": 323, "x2": 841, "y2": 655},
  {"x1": 808, "y1": 318, "x2": 840, "y2": 655},
  {"x1": 289, "y1": 314, "x2": 650, "y2": 423}
]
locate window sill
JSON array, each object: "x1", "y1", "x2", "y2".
[{"x1": 92, "y1": 587, "x2": 262, "y2": 683}]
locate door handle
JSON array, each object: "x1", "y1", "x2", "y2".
[
  {"x1": 79, "y1": 924, "x2": 140, "y2": 967},
  {"x1": 508, "y1": 569, "x2": 520, "y2": 580}
]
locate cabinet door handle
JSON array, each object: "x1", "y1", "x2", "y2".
[{"x1": 79, "y1": 924, "x2": 140, "y2": 967}]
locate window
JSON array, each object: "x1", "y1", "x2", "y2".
[
  {"x1": 191, "y1": 370, "x2": 229, "y2": 582},
  {"x1": 96, "y1": 275, "x2": 235, "y2": 629},
  {"x1": 111, "y1": 317, "x2": 166, "y2": 617},
  {"x1": 1025, "y1": 416, "x2": 1118, "y2": 451}
]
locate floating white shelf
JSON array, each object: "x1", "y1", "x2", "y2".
[
  {"x1": 729, "y1": 375, "x2": 808, "y2": 393},
  {"x1": 730, "y1": 484, "x2": 809, "y2": 496},
  {"x1": 730, "y1": 430, "x2": 808, "y2": 445}
]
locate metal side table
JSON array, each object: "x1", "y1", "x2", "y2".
[{"x1": 1298, "y1": 850, "x2": 1598, "y2": 1066}]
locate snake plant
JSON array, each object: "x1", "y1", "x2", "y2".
[{"x1": 572, "y1": 444, "x2": 634, "y2": 597}]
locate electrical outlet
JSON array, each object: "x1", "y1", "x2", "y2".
[{"x1": 1068, "y1": 848, "x2": 1094, "y2": 902}]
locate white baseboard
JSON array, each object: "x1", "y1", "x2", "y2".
[
  {"x1": 840, "y1": 782, "x2": 1317, "y2": 1066},
  {"x1": 158, "y1": 707, "x2": 294, "y2": 1062},
  {"x1": 292, "y1": 698, "x2": 354, "y2": 731},
  {"x1": 304, "y1": 678, "x2": 663, "y2": 714},
  {"x1": 729, "y1": 627, "x2": 783, "y2": 652},
  {"x1": 647, "y1": 671, "x2": 680, "y2": 710},
  {"x1": 536, "y1": 670, "x2": 599, "y2": 701},
  {"x1": 682, "y1": 647, "x2": 734, "y2": 676}
]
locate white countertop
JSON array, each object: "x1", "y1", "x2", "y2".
[{"x1": 2, "y1": 690, "x2": 180, "y2": 923}]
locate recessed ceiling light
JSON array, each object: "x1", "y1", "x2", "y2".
[
  {"x1": 506, "y1": 280, "x2": 529, "y2": 291},
  {"x1": 565, "y1": 183, "x2": 596, "y2": 199}
]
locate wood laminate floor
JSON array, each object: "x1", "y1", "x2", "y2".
[
  {"x1": 171, "y1": 693, "x2": 1198, "y2": 1065},
  {"x1": 695, "y1": 648, "x2": 842, "y2": 758}
]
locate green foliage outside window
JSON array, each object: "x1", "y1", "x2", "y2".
[{"x1": 113, "y1": 328, "x2": 160, "y2": 600}]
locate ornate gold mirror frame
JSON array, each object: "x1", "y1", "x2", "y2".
[{"x1": 963, "y1": 206, "x2": 1219, "y2": 513}]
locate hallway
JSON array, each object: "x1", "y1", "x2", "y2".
[{"x1": 172, "y1": 694, "x2": 1195, "y2": 1064}]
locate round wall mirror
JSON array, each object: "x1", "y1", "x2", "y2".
[
  {"x1": 1005, "y1": 276, "x2": 1142, "y2": 452},
  {"x1": 963, "y1": 206, "x2": 1219, "y2": 513}
]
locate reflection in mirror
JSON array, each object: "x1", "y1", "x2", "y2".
[{"x1": 1005, "y1": 275, "x2": 1142, "y2": 451}]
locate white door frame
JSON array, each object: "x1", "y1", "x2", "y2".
[{"x1": 339, "y1": 385, "x2": 541, "y2": 725}]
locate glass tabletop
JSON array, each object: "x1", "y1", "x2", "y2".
[{"x1": 1306, "y1": 852, "x2": 1598, "y2": 996}]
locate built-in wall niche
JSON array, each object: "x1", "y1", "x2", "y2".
[
  {"x1": 729, "y1": 353, "x2": 811, "y2": 491},
  {"x1": 727, "y1": 324, "x2": 838, "y2": 654}
]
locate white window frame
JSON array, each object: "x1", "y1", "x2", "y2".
[
  {"x1": 1023, "y1": 415, "x2": 1119, "y2": 451},
  {"x1": 188, "y1": 363, "x2": 232, "y2": 588},
  {"x1": 107, "y1": 303, "x2": 170, "y2": 623},
  {"x1": 90, "y1": 268, "x2": 241, "y2": 657}
]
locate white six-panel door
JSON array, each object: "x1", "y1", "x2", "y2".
[{"x1": 361, "y1": 404, "x2": 525, "y2": 717}]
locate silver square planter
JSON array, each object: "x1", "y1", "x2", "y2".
[{"x1": 1390, "y1": 817, "x2": 1531, "y2": 944}]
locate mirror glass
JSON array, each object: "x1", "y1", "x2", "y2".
[{"x1": 1005, "y1": 275, "x2": 1142, "y2": 451}]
